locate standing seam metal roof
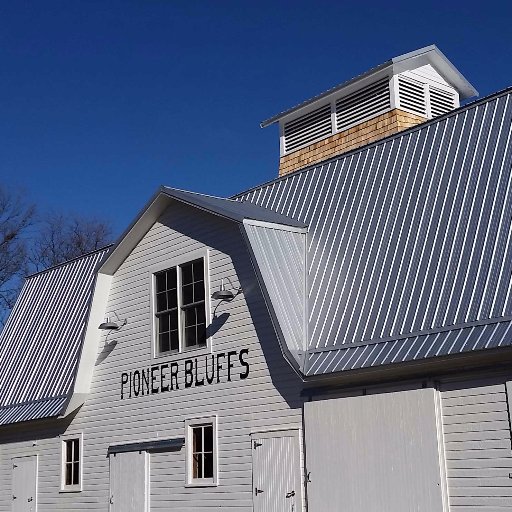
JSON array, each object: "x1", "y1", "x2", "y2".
[
  {"x1": 0, "y1": 248, "x2": 109, "y2": 424},
  {"x1": 238, "y1": 86, "x2": 512, "y2": 375}
]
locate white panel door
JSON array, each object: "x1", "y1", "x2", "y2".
[
  {"x1": 12, "y1": 455, "x2": 37, "y2": 512},
  {"x1": 252, "y1": 432, "x2": 302, "y2": 512},
  {"x1": 109, "y1": 451, "x2": 149, "y2": 512}
]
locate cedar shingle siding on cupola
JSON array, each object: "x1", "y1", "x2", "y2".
[{"x1": 278, "y1": 109, "x2": 425, "y2": 176}]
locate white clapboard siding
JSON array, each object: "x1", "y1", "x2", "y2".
[
  {"x1": 440, "y1": 380, "x2": 512, "y2": 511},
  {"x1": 0, "y1": 201, "x2": 303, "y2": 511}
]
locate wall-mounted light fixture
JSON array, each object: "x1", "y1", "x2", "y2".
[
  {"x1": 211, "y1": 278, "x2": 242, "y2": 302},
  {"x1": 99, "y1": 313, "x2": 127, "y2": 331},
  {"x1": 211, "y1": 278, "x2": 242, "y2": 318}
]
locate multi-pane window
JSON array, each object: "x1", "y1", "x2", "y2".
[
  {"x1": 155, "y1": 267, "x2": 179, "y2": 352},
  {"x1": 191, "y1": 424, "x2": 215, "y2": 481},
  {"x1": 155, "y1": 258, "x2": 206, "y2": 354},
  {"x1": 62, "y1": 437, "x2": 81, "y2": 490}
]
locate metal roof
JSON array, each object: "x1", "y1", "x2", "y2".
[
  {"x1": 261, "y1": 45, "x2": 478, "y2": 128},
  {"x1": 239, "y1": 86, "x2": 512, "y2": 375},
  {"x1": 0, "y1": 247, "x2": 109, "y2": 425},
  {"x1": 162, "y1": 187, "x2": 306, "y2": 228}
]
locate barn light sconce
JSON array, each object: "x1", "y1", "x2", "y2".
[
  {"x1": 211, "y1": 278, "x2": 242, "y2": 319},
  {"x1": 99, "y1": 313, "x2": 127, "y2": 331},
  {"x1": 211, "y1": 278, "x2": 242, "y2": 302}
]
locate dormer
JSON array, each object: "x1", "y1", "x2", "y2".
[{"x1": 262, "y1": 45, "x2": 478, "y2": 176}]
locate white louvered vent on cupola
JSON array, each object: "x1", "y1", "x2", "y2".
[
  {"x1": 430, "y1": 86, "x2": 456, "y2": 117},
  {"x1": 395, "y1": 72, "x2": 458, "y2": 120},
  {"x1": 279, "y1": 73, "x2": 461, "y2": 156},
  {"x1": 283, "y1": 104, "x2": 332, "y2": 153},
  {"x1": 397, "y1": 76, "x2": 427, "y2": 116},
  {"x1": 336, "y1": 78, "x2": 390, "y2": 131}
]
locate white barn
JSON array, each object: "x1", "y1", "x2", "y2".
[{"x1": 1, "y1": 45, "x2": 512, "y2": 512}]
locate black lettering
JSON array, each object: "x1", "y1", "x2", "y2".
[
  {"x1": 129, "y1": 371, "x2": 132, "y2": 397},
  {"x1": 216, "y1": 353, "x2": 225, "y2": 383},
  {"x1": 239, "y1": 348, "x2": 249, "y2": 379},
  {"x1": 151, "y1": 366, "x2": 159, "y2": 394},
  {"x1": 133, "y1": 370, "x2": 141, "y2": 397},
  {"x1": 227, "y1": 351, "x2": 237, "y2": 382},
  {"x1": 121, "y1": 372, "x2": 129, "y2": 399},
  {"x1": 206, "y1": 355, "x2": 215, "y2": 384},
  {"x1": 160, "y1": 364, "x2": 169, "y2": 392},
  {"x1": 194, "y1": 358, "x2": 204, "y2": 386},
  {"x1": 142, "y1": 368, "x2": 150, "y2": 396},
  {"x1": 185, "y1": 359, "x2": 193, "y2": 388},
  {"x1": 170, "y1": 362, "x2": 179, "y2": 390}
]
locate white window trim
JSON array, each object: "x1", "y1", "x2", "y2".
[
  {"x1": 185, "y1": 415, "x2": 218, "y2": 487},
  {"x1": 150, "y1": 248, "x2": 212, "y2": 362},
  {"x1": 60, "y1": 432, "x2": 83, "y2": 493}
]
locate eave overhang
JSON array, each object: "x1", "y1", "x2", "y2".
[{"x1": 261, "y1": 44, "x2": 478, "y2": 128}]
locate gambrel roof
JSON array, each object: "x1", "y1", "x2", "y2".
[
  {"x1": 2, "y1": 85, "x2": 512, "y2": 426},
  {"x1": 238, "y1": 86, "x2": 512, "y2": 376},
  {"x1": 0, "y1": 248, "x2": 109, "y2": 424}
]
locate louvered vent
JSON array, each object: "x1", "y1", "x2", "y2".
[
  {"x1": 430, "y1": 86, "x2": 455, "y2": 117},
  {"x1": 398, "y1": 76, "x2": 427, "y2": 116},
  {"x1": 283, "y1": 104, "x2": 332, "y2": 153},
  {"x1": 336, "y1": 78, "x2": 390, "y2": 131}
]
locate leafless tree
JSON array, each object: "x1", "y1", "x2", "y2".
[
  {"x1": 0, "y1": 186, "x2": 35, "y2": 323},
  {"x1": 29, "y1": 213, "x2": 112, "y2": 273},
  {"x1": 0, "y1": 185, "x2": 113, "y2": 326}
]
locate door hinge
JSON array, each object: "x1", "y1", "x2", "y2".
[{"x1": 253, "y1": 441, "x2": 262, "y2": 449}]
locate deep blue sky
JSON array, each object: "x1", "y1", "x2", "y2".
[{"x1": 1, "y1": 1, "x2": 511, "y2": 235}]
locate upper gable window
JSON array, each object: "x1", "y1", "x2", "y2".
[{"x1": 154, "y1": 258, "x2": 207, "y2": 354}]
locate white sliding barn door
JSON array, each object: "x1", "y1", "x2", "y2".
[
  {"x1": 12, "y1": 455, "x2": 37, "y2": 512},
  {"x1": 252, "y1": 431, "x2": 302, "y2": 512},
  {"x1": 109, "y1": 451, "x2": 149, "y2": 512},
  {"x1": 304, "y1": 389, "x2": 446, "y2": 512}
]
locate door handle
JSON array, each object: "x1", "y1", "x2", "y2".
[
  {"x1": 286, "y1": 490, "x2": 295, "y2": 498},
  {"x1": 28, "y1": 497, "x2": 33, "y2": 502},
  {"x1": 110, "y1": 495, "x2": 114, "y2": 504},
  {"x1": 255, "y1": 487, "x2": 264, "y2": 495}
]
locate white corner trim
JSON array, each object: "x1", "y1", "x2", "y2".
[
  {"x1": 243, "y1": 219, "x2": 308, "y2": 234},
  {"x1": 67, "y1": 273, "x2": 113, "y2": 400}
]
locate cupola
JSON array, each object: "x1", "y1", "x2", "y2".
[{"x1": 262, "y1": 45, "x2": 478, "y2": 176}]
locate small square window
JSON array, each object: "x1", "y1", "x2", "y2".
[
  {"x1": 186, "y1": 417, "x2": 217, "y2": 486},
  {"x1": 154, "y1": 257, "x2": 208, "y2": 355},
  {"x1": 61, "y1": 435, "x2": 82, "y2": 492}
]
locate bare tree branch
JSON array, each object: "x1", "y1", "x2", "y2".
[
  {"x1": 0, "y1": 185, "x2": 35, "y2": 325},
  {"x1": 0, "y1": 184, "x2": 113, "y2": 327},
  {"x1": 29, "y1": 213, "x2": 112, "y2": 273}
]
